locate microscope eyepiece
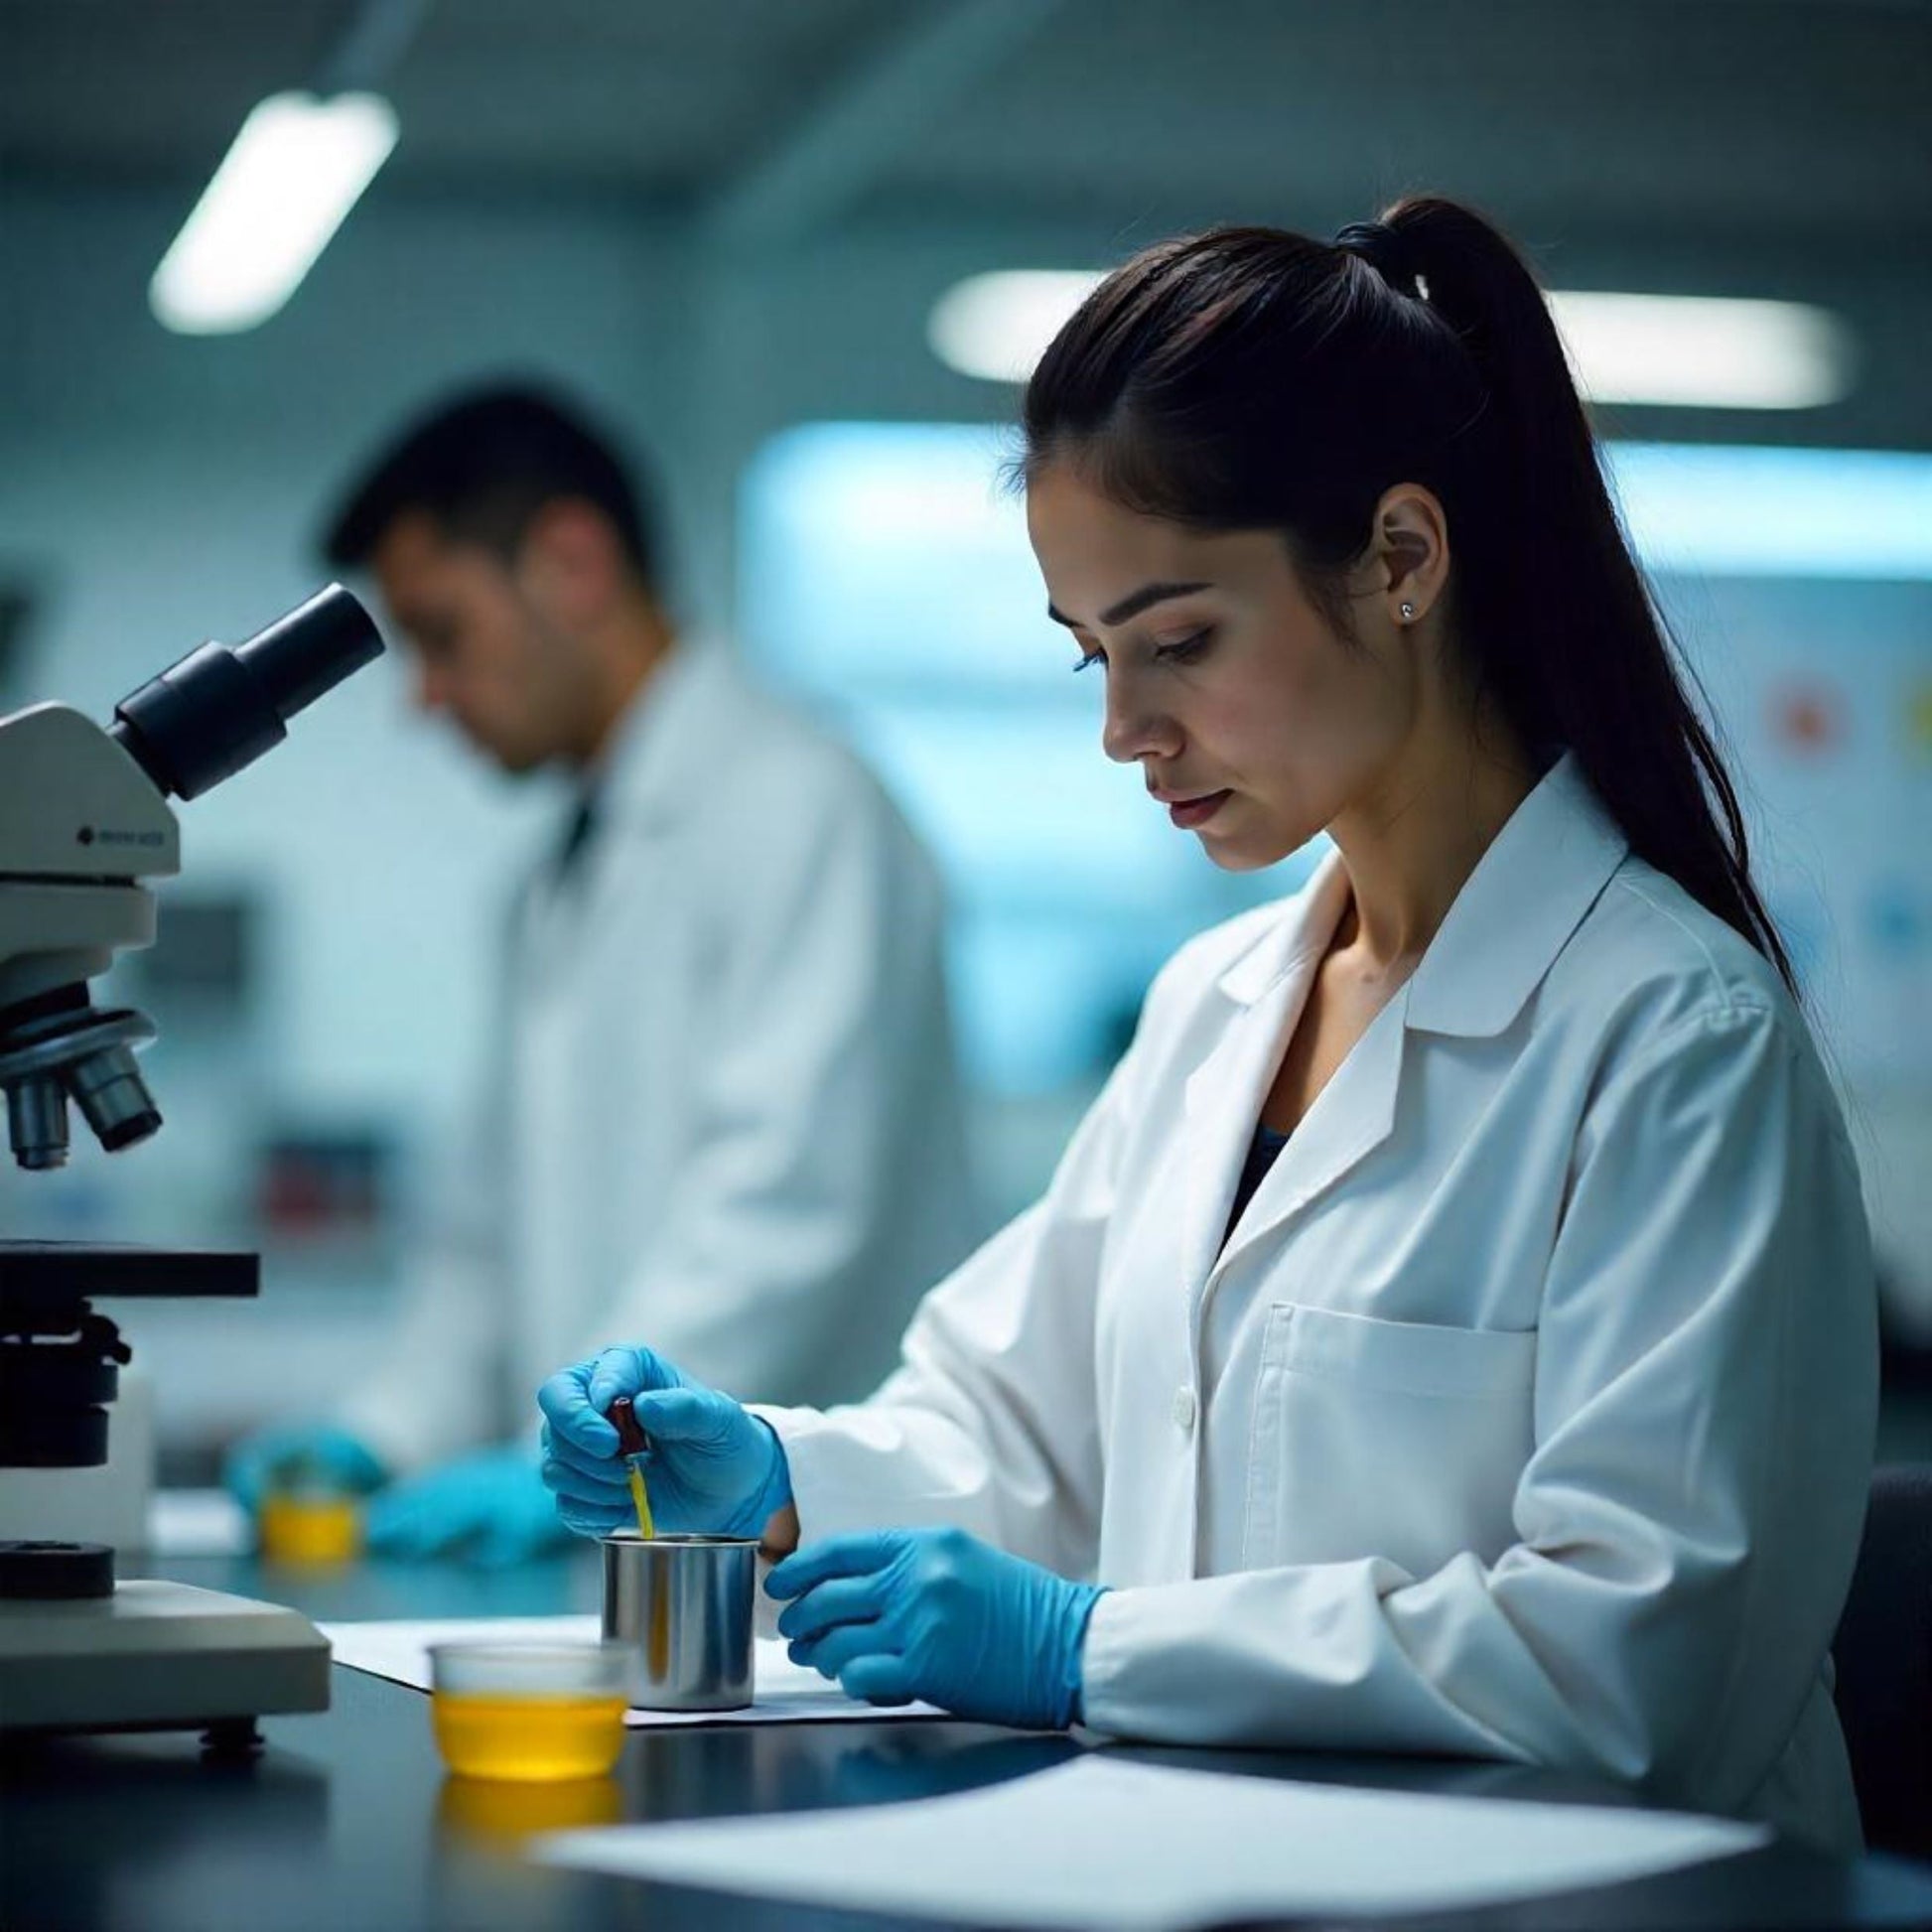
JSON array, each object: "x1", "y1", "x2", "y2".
[{"x1": 107, "y1": 584, "x2": 383, "y2": 801}]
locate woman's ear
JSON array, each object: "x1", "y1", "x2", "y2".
[{"x1": 1373, "y1": 483, "x2": 1450, "y2": 625}]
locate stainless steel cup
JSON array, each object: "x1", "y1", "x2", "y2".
[{"x1": 600, "y1": 1533, "x2": 757, "y2": 1712}]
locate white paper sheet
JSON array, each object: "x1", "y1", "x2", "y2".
[
  {"x1": 320, "y1": 1614, "x2": 943, "y2": 1727},
  {"x1": 538, "y1": 1753, "x2": 1770, "y2": 1927}
]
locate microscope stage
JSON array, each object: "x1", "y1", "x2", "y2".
[{"x1": 0, "y1": 1579, "x2": 330, "y2": 1733}]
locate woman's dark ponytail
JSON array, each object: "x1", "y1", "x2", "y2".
[
  {"x1": 1025, "y1": 197, "x2": 1799, "y2": 999},
  {"x1": 1378, "y1": 198, "x2": 1794, "y2": 995}
]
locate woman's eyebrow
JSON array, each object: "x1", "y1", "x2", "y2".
[{"x1": 1046, "y1": 580, "x2": 1211, "y2": 628}]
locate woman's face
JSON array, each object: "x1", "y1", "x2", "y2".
[{"x1": 1026, "y1": 461, "x2": 1415, "y2": 872}]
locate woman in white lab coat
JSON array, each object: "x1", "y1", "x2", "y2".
[{"x1": 539, "y1": 198, "x2": 1877, "y2": 1852}]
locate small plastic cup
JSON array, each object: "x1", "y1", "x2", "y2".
[
  {"x1": 428, "y1": 1642, "x2": 629, "y2": 1782},
  {"x1": 257, "y1": 1488, "x2": 361, "y2": 1564}
]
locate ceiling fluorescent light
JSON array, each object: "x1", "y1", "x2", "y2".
[
  {"x1": 928, "y1": 271, "x2": 1105, "y2": 384},
  {"x1": 930, "y1": 274, "x2": 1852, "y2": 411},
  {"x1": 1551, "y1": 293, "x2": 1852, "y2": 410},
  {"x1": 151, "y1": 92, "x2": 398, "y2": 336}
]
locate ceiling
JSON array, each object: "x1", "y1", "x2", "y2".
[
  {"x1": 2, "y1": 0, "x2": 1926, "y2": 450},
  {"x1": 0, "y1": 0, "x2": 897, "y2": 197},
  {"x1": 3, "y1": 0, "x2": 1925, "y2": 255}
]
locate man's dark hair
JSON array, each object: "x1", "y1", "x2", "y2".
[{"x1": 321, "y1": 382, "x2": 662, "y2": 590}]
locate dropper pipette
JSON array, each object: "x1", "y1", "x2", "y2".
[{"x1": 611, "y1": 1395, "x2": 655, "y2": 1539}]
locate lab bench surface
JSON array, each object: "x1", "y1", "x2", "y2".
[{"x1": 5, "y1": 1550, "x2": 1931, "y2": 1932}]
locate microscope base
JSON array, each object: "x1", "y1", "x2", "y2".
[{"x1": 0, "y1": 1578, "x2": 330, "y2": 1735}]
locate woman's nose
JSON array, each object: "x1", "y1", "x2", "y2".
[{"x1": 1101, "y1": 678, "x2": 1180, "y2": 766}]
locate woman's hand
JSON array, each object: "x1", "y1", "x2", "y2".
[
  {"x1": 537, "y1": 1344, "x2": 792, "y2": 1542},
  {"x1": 766, "y1": 1527, "x2": 1103, "y2": 1730}
]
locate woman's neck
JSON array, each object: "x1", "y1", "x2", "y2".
[{"x1": 1326, "y1": 719, "x2": 1541, "y2": 972}]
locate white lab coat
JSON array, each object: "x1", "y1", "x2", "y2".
[
  {"x1": 346, "y1": 640, "x2": 976, "y2": 1467},
  {"x1": 757, "y1": 754, "x2": 1877, "y2": 1853}
]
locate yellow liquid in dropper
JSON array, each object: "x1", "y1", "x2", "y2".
[{"x1": 626, "y1": 1459, "x2": 655, "y2": 1539}]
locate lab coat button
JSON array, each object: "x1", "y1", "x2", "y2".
[{"x1": 1172, "y1": 1386, "x2": 1197, "y2": 1433}]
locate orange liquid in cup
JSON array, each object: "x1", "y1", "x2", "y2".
[{"x1": 431, "y1": 1691, "x2": 627, "y2": 1781}]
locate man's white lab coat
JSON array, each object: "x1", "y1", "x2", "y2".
[
  {"x1": 347, "y1": 641, "x2": 975, "y2": 1467},
  {"x1": 759, "y1": 755, "x2": 1877, "y2": 1853}
]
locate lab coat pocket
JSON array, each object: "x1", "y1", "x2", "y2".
[{"x1": 1243, "y1": 1304, "x2": 1536, "y2": 1579}]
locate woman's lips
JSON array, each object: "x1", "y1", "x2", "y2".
[{"x1": 1165, "y1": 789, "x2": 1232, "y2": 830}]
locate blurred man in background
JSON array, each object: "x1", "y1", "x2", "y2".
[{"x1": 226, "y1": 383, "x2": 974, "y2": 1562}]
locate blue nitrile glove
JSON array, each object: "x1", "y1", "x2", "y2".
[
  {"x1": 223, "y1": 1422, "x2": 386, "y2": 1513},
  {"x1": 536, "y1": 1344, "x2": 792, "y2": 1542},
  {"x1": 765, "y1": 1527, "x2": 1104, "y2": 1731},
  {"x1": 363, "y1": 1445, "x2": 570, "y2": 1568}
]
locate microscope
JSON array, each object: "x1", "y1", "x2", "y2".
[{"x1": 0, "y1": 586, "x2": 382, "y2": 1749}]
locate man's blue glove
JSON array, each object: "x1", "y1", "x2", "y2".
[
  {"x1": 536, "y1": 1344, "x2": 791, "y2": 1542},
  {"x1": 765, "y1": 1527, "x2": 1104, "y2": 1731},
  {"x1": 223, "y1": 1422, "x2": 385, "y2": 1513},
  {"x1": 363, "y1": 1446, "x2": 570, "y2": 1568}
]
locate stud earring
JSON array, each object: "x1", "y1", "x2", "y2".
[{"x1": 1399, "y1": 601, "x2": 1417, "y2": 621}]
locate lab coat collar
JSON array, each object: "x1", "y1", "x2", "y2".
[
  {"x1": 1183, "y1": 755, "x2": 1623, "y2": 1289},
  {"x1": 1183, "y1": 864, "x2": 1352, "y2": 1289},
  {"x1": 1402, "y1": 752, "x2": 1627, "y2": 1038},
  {"x1": 589, "y1": 638, "x2": 737, "y2": 835},
  {"x1": 1215, "y1": 851, "x2": 1353, "y2": 1008},
  {"x1": 1210, "y1": 752, "x2": 1626, "y2": 1039}
]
